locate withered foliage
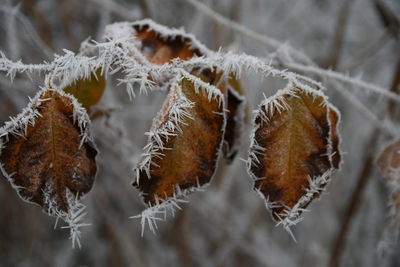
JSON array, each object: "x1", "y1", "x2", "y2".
[
  {"x1": 0, "y1": 90, "x2": 97, "y2": 213},
  {"x1": 134, "y1": 70, "x2": 226, "y2": 204},
  {"x1": 249, "y1": 87, "x2": 341, "y2": 221},
  {"x1": 222, "y1": 74, "x2": 246, "y2": 163},
  {"x1": 0, "y1": 19, "x2": 346, "y2": 242},
  {"x1": 63, "y1": 68, "x2": 106, "y2": 111},
  {"x1": 131, "y1": 22, "x2": 245, "y2": 205},
  {"x1": 134, "y1": 25, "x2": 203, "y2": 64}
]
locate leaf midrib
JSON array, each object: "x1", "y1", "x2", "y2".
[{"x1": 49, "y1": 97, "x2": 57, "y2": 178}]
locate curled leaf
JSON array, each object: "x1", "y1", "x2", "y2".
[
  {"x1": 132, "y1": 20, "x2": 247, "y2": 163},
  {"x1": 63, "y1": 68, "x2": 106, "y2": 111},
  {"x1": 247, "y1": 85, "x2": 341, "y2": 231},
  {"x1": 133, "y1": 70, "x2": 225, "y2": 205},
  {"x1": 221, "y1": 74, "x2": 246, "y2": 163},
  {"x1": 0, "y1": 89, "x2": 97, "y2": 215},
  {"x1": 131, "y1": 19, "x2": 209, "y2": 64}
]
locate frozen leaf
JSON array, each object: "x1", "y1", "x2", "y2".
[
  {"x1": 0, "y1": 89, "x2": 97, "y2": 214},
  {"x1": 248, "y1": 85, "x2": 341, "y2": 229},
  {"x1": 132, "y1": 21, "x2": 246, "y2": 163},
  {"x1": 133, "y1": 69, "x2": 225, "y2": 206},
  {"x1": 63, "y1": 68, "x2": 106, "y2": 111},
  {"x1": 221, "y1": 74, "x2": 246, "y2": 163},
  {"x1": 131, "y1": 20, "x2": 209, "y2": 64},
  {"x1": 135, "y1": 28, "x2": 200, "y2": 64}
]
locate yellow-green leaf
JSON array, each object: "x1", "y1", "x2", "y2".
[{"x1": 63, "y1": 68, "x2": 106, "y2": 111}]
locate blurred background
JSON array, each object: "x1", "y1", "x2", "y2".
[{"x1": 0, "y1": 0, "x2": 399, "y2": 266}]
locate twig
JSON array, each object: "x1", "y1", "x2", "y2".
[
  {"x1": 138, "y1": 0, "x2": 151, "y2": 18},
  {"x1": 183, "y1": 0, "x2": 313, "y2": 65},
  {"x1": 0, "y1": 5, "x2": 54, "y2": 58},
  {"x1": 388, "y1": 56, "x2": 400, "y2": 118},
  {"x1": 329, "y1": 49, "x2": 400, "y2": 267},
  {"x1": 331, "y1": 81, "x2": 397, "y2": 137},
  {"x1": 287, "y1": 62, "x2": 400, "y2": 103},
  {"x1": 341, "y1": 32, "x2": 390, "y2": 71},
  {"x1": 374, "y1": 0, "x2": 400, "y2": 39},
  {"x1": 328, "y1": 137, "x2": 378, "y2": 267},
  {"x1": 324, "y1": 0, "x2": 355, "y2": 69},
  {"x1": 87, "y1": 0, "x2": 141, "y2": 21}
]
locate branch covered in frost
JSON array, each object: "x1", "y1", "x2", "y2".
[
  {"x1": 184, "y1": 0, "x2": 313, "y2": 65},
  {"x1": 288, "y1": 62, "x2": 400, "y2": 103}
]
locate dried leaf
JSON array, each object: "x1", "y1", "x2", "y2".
[
  {"x1": 221, "y1": 74, "x2": 246, "y2": 163},
  {"x1": 248, "y1": 86, "x2": 341, "y2": 228},
  {"x1": 0, "y1": 89, "x2": 97, "y2": 214},
  {"x1": 133, "y1": 70, "x2": 225, "y2": 205},
  {"x1": 133, "y1": 23, "x2": 205, "y2": 64},
  {"x1": 63, "y1": 68, "x2": 106, "y2": 111}
]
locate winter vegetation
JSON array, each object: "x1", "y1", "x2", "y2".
[{"x1": 0, "y1": 0, "x2": 399, "y2": 267}]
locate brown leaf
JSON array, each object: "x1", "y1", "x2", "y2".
[
  {"x1": 248, "y1": 86, "x2": 341, "y2": 226},
  {"x1": 221, "y1": 74, "x2": 246, "y2": 163},
  {"x1": 0, "y1": 89, "x2": 97, "y2": 214},
  {"x1": 133, "y1": 70, "x2": 226, "y2": 205},
  {"x1": 63, "y1": 68, "x2": 106, "y2": 111},
  {"x1": 133, "y1": 23, "x2": 204, "y2": 65},
  {"x1": 378, "y1": 140, "x2": 400, "y2": 182}
]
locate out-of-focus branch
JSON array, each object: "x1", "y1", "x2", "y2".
[
  {"x1": 341, "y1": 32, "x2": 391, "y2": 71},
  {"x1": 388, "y1": 56, "x2": 400, "y2": 118},
  {"x1": 23, "y1": 0, "x2": 54, "y2": 51},
  {"x1": 287, "y1": 62, "x2": 400, "y2": 103},
  {"x1": 183, "y1": 0, "x2": 313, "y2": 66},
  {"x1": 87, "y1": 0, "x2": 141, "y2": 21},
  {"x1": 328, "y1": 140, "x2": 378, "y2": 267},
  {"x1": 0, "y1": 5, "x2": 54, "y2": 58},
  {"x1": 324, "y1": 0, "x2": 355, "y2": 69},
  {"x1": 374, "y1": 0, "x2": 400, "y2": 39},
  {"x1": 138, "y1": 0, "x2": 152, "y2": 18},
  {"x1": 329, "y1": 81, "x2": 397, "y2": 136},
  {"x1": 329, "y1": 52, "x2": 400, "y2": 267}
]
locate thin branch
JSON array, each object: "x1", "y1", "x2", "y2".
[
  {"x1": 183, "y1": 0, "x2": 313, "y2": 65},
  {"x1": 324, "y1": 0, "x2": 355, "y2": 69},
  {"x1": 184, "y1": 0, "x2": 400, "y2": 117},
  {"x1": 329, "y1": 49, "x2": 400, "y2": 267},
  {"x1": 332, "y1": 81, "x2": 397, "y2": 137},
  {"x1": 287, "y1": 62, "x2": 400, "y2": 103},
  {"x1": 138, "y1": 0, "x2": 152, "y2": 18},
  {"x1": 329, "y1": 138, "x2": 378, "y2": 267},
  {"x1": 0, "y1": 5, "x2": 54, "y2": 58},
  {"x1": 87, "y1": 0, "x2": 141, "y2": 21},
  {"x1": 340, "y1": 32, "x2": 391, "y2": 71},
  {"x1": 388, "y1": 56, "x2": 400, "y2": 118}
]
